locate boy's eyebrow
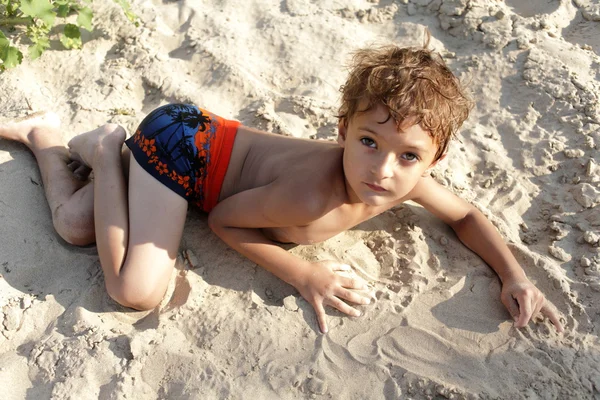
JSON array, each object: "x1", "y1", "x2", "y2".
[
  {"x1": 404, "y1": 143, "x2": 430, "y2": 154},
  {"x1": 359, "y1": 126, "x2": 380, "y2": 135},
  {"x1": 360, "y1": 125, "x2": 407, "y2": 135}
]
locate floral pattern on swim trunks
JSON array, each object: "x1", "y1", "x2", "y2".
[
  {"x1": 125, "y1": 103, "x2": 227, "y2": 209},
  {"x1": 131, "y1": 130, "x2": 194, "y2": 196}
]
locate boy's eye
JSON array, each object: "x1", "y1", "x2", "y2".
[
  {"x1": 401, "y1": 153, "x2": 419, "y2": 162},
  {"x1": 360, "y1": 137, "x2": 376, "y2": 148}
]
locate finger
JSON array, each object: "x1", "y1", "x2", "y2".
[
  {"x1": 327, "y1": 297, "x2": 361, "y2": 318},
  {"x1": 532, "y1": 295, "x2": 544, "y2": 320},
  {"x1": 514, "y1": 294, "x2": 534, "y2": 328},
  {"x1": 340, "y1": 275, "x2": 368, "y2": 290},
  {"x1": 541, "y1": 302, "x2": 564, "y2": 333},
  {"x1": 501, "y1": 294, "x2": 520, "y2": 321},
  {"x1": 314, "y1": 302, "x2": 328, "y2": 334},
  {"x1": 336, "y1": 288, "x2": 371, "y2": 305}
]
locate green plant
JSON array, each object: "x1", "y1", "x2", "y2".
[{"x1": 0, "y1": 0, "x2": 137, "y2": 70}]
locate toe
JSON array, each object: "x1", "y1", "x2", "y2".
[
  {"x1": 67, "y1": 160, "x2": 81, "y2": 171},
  {"x1": 74, "y1": 165, "x2": 92, "y2": 180}
]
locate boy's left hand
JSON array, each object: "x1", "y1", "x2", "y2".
[
  {"x1": 295, "y1": 261, "x2": 372, "y2": 334},
  {"x1": 500, "y1": 278, "x2": 564, "y2": 333}
]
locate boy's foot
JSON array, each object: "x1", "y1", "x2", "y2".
[
  {"x1": 0, "y1": 111, "x2": 61, "y2": 147},
  {"x1": 67, "y1": 124, "x2": 126, "y2": 169}
]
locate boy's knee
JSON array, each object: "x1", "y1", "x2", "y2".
[
  {"x1": 53, "y1": 205, "x2": 95, "y2": 246},
  {"x1": 106, "y1": 280, "x2": 163, "y2": 311}
]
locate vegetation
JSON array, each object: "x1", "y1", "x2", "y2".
[{"x1": 0, "y1": 0, "x2": 137, "y2": 70}]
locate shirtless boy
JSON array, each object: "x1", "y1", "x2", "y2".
[{"x1": 0, "y1": 44, "x2": 563, "y2": 334}]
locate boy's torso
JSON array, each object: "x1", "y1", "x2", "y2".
[{"x1": 218, "y1": 126, "x2": 394, "y2": 244}]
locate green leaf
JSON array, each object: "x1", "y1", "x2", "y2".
[
  {"x1": 0, "y1": 30, "x2": 23, "y2": 68},
  {"x1": 60, "y1": 23, "x2": 81, "y2": 49},
  {"x1": 28, "y1": 36, "x2": 49, "y2": 59},
  {"x1": 3, "y1": 47, "x2": 23, "y2": 68},
  {"x1": 57, "y1": 4, "x2": 70, "y2": 18},
  {"x1": 54, "y1": 0, "x2": 71, "y2": 17},
  {"x1": 19, "y1": 0, "x2": 56, "y2": 26},
  {"x1": 76, "y1": 7, "x2": 93, "y2": 31}
]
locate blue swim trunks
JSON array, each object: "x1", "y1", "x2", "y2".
[{"x1": 125, "y1": 104, "x2": 240, "y2": 212}]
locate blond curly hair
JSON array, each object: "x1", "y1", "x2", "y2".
[{"x1": 338, "y1": 39, "x2": 472, "y2": 161}]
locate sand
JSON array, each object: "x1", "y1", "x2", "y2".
[{"x1": 1, "y1": 0, "x2": 599, "y2": 399}]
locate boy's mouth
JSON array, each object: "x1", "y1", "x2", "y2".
[{"x1": 365, "y1": 182, "x2": 386, "y2": 192}]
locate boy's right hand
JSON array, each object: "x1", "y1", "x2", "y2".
[
  {"x1": 500, "y1": 277, "x2": 564, "y2": 332},
  {"x1": 295, "y1": 261, "x2": 372, "y2": 334}
]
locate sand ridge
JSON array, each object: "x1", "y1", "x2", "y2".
[{"x1": 1, "y1": 0, "x2": 599, "y2": 398}]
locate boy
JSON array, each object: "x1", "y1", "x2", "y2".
[{"x1": 0, "y1": 44, "x2": 562, "y2": 334}]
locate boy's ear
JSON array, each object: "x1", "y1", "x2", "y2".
[
  {"x1": 429, "y1": 153, "x2": 447, "y2": 167},
  {"x1": 423, "y1": 153, "x2": 446, "y2": 176},
  {"x1": 337, "y1": 119, "x2": 347, "y2": 147}
]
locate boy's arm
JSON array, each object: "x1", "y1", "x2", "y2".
[
  {"x1": 208, "y1": 182, "x2": 371, "y2": 333},
  {"x1": 409, "y1": 176, "x2": 563, "y2": 332}
]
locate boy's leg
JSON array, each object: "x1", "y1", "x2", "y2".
[
  {"x1": 0, "y1": 113, "x2": 95, "y2": 245},
  {"x1": 68, "y1": 126, "x2": 188, "y2": 310}
]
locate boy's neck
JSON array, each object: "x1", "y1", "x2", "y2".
[{"x1": 342, "y1": 174, "x2": 362, "y2": 205}]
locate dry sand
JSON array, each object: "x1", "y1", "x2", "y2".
[{"x1": 1, "y1": 0, "x2": 600, "y2": 398}]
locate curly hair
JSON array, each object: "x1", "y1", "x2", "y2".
[{"x1": 338, "y1": 39, "x2": 472, "y2": 161}]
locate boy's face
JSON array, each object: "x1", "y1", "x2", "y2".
[{"x1": 338, "y1": 103, "x2": 441, "y2": 206}]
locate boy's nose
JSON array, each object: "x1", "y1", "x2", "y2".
[{"x1": 371, "y1": 153, "x2": 395, "y2": 179}]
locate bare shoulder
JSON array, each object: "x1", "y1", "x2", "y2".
[{"x1": 405, "y1": 175, "x2": 445, "y2": 203}]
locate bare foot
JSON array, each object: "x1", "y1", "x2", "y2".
[
  {"x1": 0, "y1": 111, "x2": 61, "y2": 148},
  {"x1": 67, "y1": 124, "x2": 126, "y2": 168}
]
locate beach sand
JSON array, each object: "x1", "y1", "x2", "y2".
[{"x1": 1, "y1": 0, "x2": 599, "y2": 398}]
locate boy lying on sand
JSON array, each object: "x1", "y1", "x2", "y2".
[{"x1": 0, "y1": 43, "x2": 563, "y2": 334}]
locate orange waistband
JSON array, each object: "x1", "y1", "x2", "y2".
[{"x1": 202, "y1": 115, "x2": 240, "y2": 212}]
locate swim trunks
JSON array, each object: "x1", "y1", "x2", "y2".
[{"x1": 125, "y1": 104, "x2": 240, "y2": 212}]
